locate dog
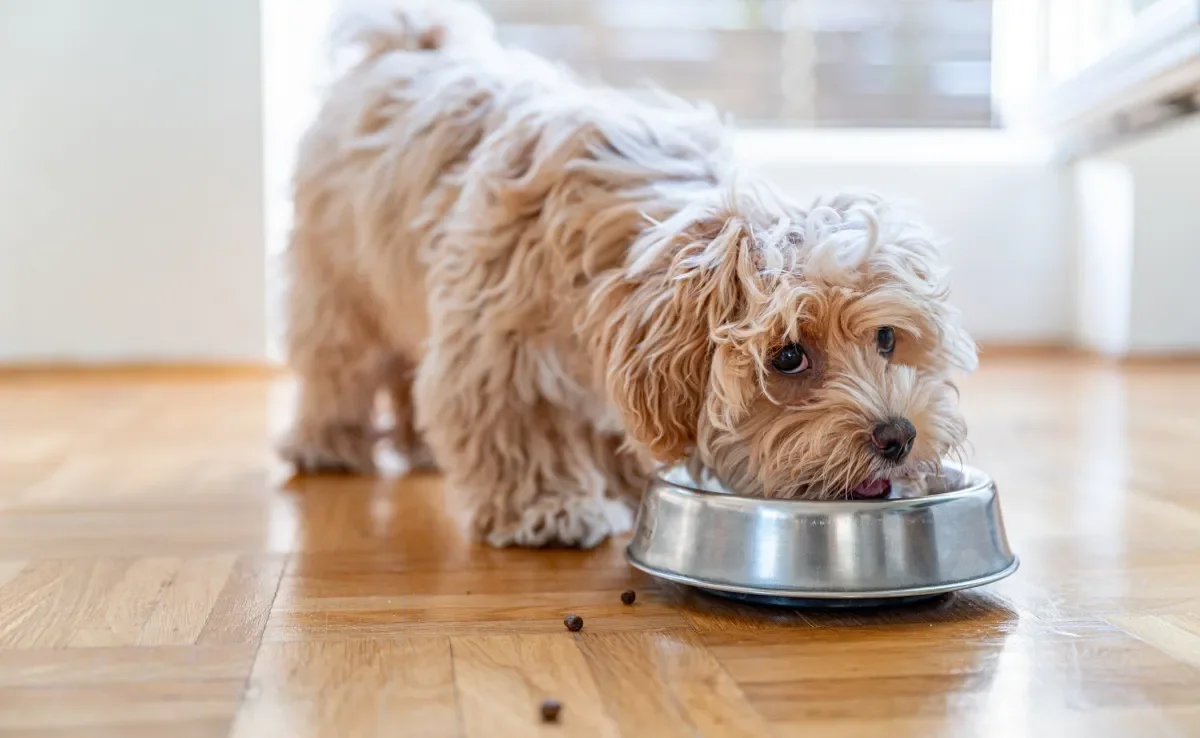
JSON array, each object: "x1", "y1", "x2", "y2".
[{"x1": 279, "y1": 0, "x2": 978, "y2": 548}]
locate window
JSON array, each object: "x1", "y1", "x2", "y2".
[
  {"x1": 1043, "y1": 0, "x2": 1193, "y2": 85},
  {"x1": 482, "y1": 0, "x2": 995, "y2": 128}
]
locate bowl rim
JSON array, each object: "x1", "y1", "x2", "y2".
[{"x1": 652, "y1": 461, "x2": 995, "y2": 511}]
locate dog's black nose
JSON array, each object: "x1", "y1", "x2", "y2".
[{"x1": 871, "y1": 419, "x2": 916, "y2": 463}]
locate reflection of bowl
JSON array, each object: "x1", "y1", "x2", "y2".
[{"x1": 626, "y1": 463, "x2": 1018, "y2": 607}]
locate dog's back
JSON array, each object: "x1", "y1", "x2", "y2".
[{"x1": 286, "y1": 1, "x2": 540, "y2": 358}]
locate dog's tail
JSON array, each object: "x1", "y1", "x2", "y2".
[{"x1": 334, "y1": 0, "x2": 496, "y2": 61}]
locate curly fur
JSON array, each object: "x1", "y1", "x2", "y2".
[{"x1": 279, "y1": 0, "x2": 978, "y2": 548}]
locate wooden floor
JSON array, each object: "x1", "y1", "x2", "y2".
[{"x1": 2, "y1": 356, "x2": 1200, "y2": 737}]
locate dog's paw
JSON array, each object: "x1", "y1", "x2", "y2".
[
  {"x1": 483, "y1": 495, "x2": 633, "y2": 549},
  {"x1": 278, "y1": 423, "x2": 376, "y2": 475}
]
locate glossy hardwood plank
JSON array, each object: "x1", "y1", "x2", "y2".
[
  {"x1": 452, "y1": 633, "x2": 616, "y2": 738},
  {"x1": 767, "y1": 707, "x2": 1200, "y2": 738},
  {"x1": 136, "y1": 555, "x2": 239, "y2": 646},
  {"x1": 265, "y1": 586, "x2": 687, "y2": 641},
  {"x1": 230, "y1": 637, "x2": 458, "y2": 738},
  {"x1": 196, "y1": 555, "x2": 287, "y2": 646},
  {"x1": 0, "y1": 497, "x2": 284, "y2": 558},
  {"x1": 0, "y1": 682, "x2": 243, "y2": 737},
  {"x1": 579, "y1": 630, "x2": 770, "y2": 737},
  {"x1": 0, "y1": 559, "x2": 97, "y2": 649},
  {"x1": 1110, "y1": 614, "x2": 1200, "y2": 669},
  {"x1": 68, "y1": 557, "x2": 180, "y2": 648},
  {"x1": 0, "y1": 645, "x2": 255, "y2": 688},
  {"x1": 723, "y1": 619, "x2": 1200, "y2": 721}
]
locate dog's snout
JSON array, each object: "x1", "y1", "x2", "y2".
[{"x1": 870, "y1": 419, "x2": 916, "y2": 463}]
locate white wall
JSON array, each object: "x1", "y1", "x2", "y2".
[
  {"x1": 0, "y1": 0, "x2": 265, "y2": 364},
  {"x1": 1073, "y1": 160, "x2": 1134, "y2": 356},
  {"x1": 1073, "y1": 114, "x2": 1200, "y2": 355},
  {"x1": 1115, "y1": 116, "x2": 1200, "y2": 353},
  {"x1": 738, "y1": 130, "x2": 1071, "y2": 345}
]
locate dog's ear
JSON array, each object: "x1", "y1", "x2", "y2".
[
  {"x1": 814, "y1": 191, "x2": 979, "y2": 376},
  {"x1": 940, "y1": 321, "x2": 978, "y2": 373},
  {"x1": 587, "y1": 208, "x2": 755, "y2": 462}
]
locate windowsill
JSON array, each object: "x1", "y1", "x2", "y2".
[{"x1": 734, "y1": 128, "x2": 1055, "y2": 167}]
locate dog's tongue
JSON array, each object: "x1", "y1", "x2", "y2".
[{"x1": 850, "y1": 479, "x2": 891, "y2": 499}]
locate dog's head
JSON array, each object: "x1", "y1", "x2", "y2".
[{"x1": 591, "y1": 188, "x2": 977, "y2": 499}]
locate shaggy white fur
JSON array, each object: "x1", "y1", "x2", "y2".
[{"x1": 279, "y1": 0, "x2": 978, "y2": 548}]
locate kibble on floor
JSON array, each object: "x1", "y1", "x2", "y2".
[
  {"x1": 620, "y1": 590, "x2": 636, "y2": 605},
  {"x1": 540, "y1": 698, "x2": 562, "y2": 722},
  {"x1": 563, "y1": 614, "x2": 583, "y2": 632}
]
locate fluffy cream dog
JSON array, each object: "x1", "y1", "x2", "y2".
[{"x1": 280, "y1": 0, "x2": 978, "y2": 548}]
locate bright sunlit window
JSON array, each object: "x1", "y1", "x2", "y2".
[{"x1": 481, "y1": 0, "x2": 995, "y2": 128}]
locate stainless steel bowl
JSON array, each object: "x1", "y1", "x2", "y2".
[{"x1": 626, "y1": 463, "x2": 1017, "y2": 606}]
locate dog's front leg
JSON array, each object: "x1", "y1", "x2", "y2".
[{"x1": 414, "y1": 339, "x2": 643, "y2": 549}]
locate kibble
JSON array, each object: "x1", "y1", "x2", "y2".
[
  {"x1": 563, "y1": 614, "x2": 584, "y2": 632},
  {"x1": 620, "y1": 589, "x2": 636, "y2": 605},
  {"x1": 540, "y1": 698, "x2": 562, "y2": 722}
]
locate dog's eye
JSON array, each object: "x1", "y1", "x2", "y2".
[
  {"x1": 876, "y1": 327, "x2": 896, "y2": 357},
  {"x1": 771, "y1": 343, "x2": 810, "y2": 375}
]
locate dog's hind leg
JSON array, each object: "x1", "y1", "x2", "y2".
[
  {"x1": 382, "y1": 354, "x2": 438, "y2": 473},
  {"x1": 278, "y1": 224, "x2": 386, "y2": 475}
]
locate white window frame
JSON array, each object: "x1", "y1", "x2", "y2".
[{"x1": 1001, "y1": 0, "x2": 1200, "y2": 154}]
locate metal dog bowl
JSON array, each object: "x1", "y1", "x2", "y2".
[{"x1": 626, "y1": 463, "x2": 1017, "y2": 606}]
